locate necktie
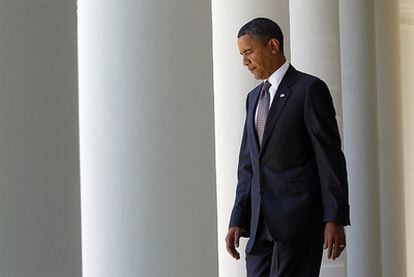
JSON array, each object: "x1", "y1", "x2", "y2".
[{"x1": 256, "y1": 81, "x2": 271, "y2": 146}]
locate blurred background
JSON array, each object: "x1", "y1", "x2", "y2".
[{"x1": 0, "y1": 0, "x2": 413, "y2": 276}]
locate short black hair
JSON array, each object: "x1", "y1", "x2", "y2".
[{"x1": 238, "y1": 17, "x2": 284, "y2": 53}]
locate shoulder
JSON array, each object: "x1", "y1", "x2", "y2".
[
  {"x1": 292, "y1": 68, "x2": 327, "y2": 89},
  {"x1": 293, "y1": 70, "x2": 335, "y2": 115},
  {"x1": 288, "y1": 67, "x2": 333, "y2": 111}
]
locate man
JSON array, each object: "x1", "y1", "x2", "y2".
[{"x1": 225, "y1": 18, "x2": 350, "y2": 276}]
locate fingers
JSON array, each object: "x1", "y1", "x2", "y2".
[
  {"x1": 226, "y1": 239, "x2": 240, "y2": 260},
  {"x1": 331, "y1": 243, "x2": 340, "y2": 260},
  {"x1": 225, "y1": 228, "x2": 240, "y2": 260},
  {"x1": 332, "y1": 242, "x2": 345, "y2": 260},
  {"x1": 234, "y1": 228, "x2": 240, "y2": 248},
  {"x1": 326, "y1": 239, "x2": 346, "y2": 260},
  {"x1": 325, "y1": 239, "x2": 346, "y2": 260},
  {"x1": 332, "y1": 231, "x2": 346, "y2": 260},
  {"x1": 324, "y1": 222, "x2": 346, "y2": 260},
  {"x1": 326, "y1": 238, "x2": 333, "y2": 259}
]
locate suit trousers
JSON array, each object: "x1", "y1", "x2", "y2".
[{"x1": 245, "y1": 208, "x2": 323, "y2": 277}]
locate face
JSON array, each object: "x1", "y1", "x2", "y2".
[{"x1": 237, "y1": 34, "x2": 281, "y2": 80}]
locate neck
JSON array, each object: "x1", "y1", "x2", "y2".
[{"x1": 266, "y1": 56, "x2": 287, "y2": 79}]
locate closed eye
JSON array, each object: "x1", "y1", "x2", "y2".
[{"x1": 240, "y1": 49, "x2": 253, "y2": 55}]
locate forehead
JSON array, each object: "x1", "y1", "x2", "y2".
[{"x1": 237, "y1": 34, "x2": 261, "y2": 51}]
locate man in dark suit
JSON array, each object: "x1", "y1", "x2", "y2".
[{"x1": 225, "y1": 18, "x2": 350, "y2": 276}]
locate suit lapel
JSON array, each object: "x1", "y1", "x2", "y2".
[{"x1": 260, "y1": 65, "x2": 296, "y2": 154}]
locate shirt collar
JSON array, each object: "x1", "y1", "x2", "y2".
[{"x1": 265, "y1": 60, "x2": 290, "y2": 90}]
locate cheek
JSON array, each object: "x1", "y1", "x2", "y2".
[
  {"x1": 251, "y1": 55, "x2": 263, "y2": 69},
  {"x1": 249, "y1": 54, "x2": 258, "y2": 65}
]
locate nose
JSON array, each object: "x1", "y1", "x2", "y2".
[{"x1": 242, "y1": 55, "x2": 250, "y2": 66}]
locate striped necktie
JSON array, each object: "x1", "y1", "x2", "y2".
[{"x1": 256, "y1": 81, "x2": 271, "y2": 146}]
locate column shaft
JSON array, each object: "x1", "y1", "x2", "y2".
[
  {"x1": 339, "y1": 1, "x2": 382, "y2": 276},
  {"x1": 78, "y1": 1, "x2": 218, "y2": 276},
  {"x1": 375, "y1": 0, "x2": 407, "y2": 276},
  {"x1": 400, "y1": 0, "x2": 414, "y2": 276},
  {"x1": 289, "y1": 1, "x2": 346, "y2": 276},
  {"x1": 0, "y1": 1, "x2": 82, "y2": 276}
]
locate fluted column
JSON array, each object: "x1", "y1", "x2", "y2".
[
  {"x1": 289, "y1": 1, "x2": 346, "y2": 276},
  {"x1": 400, "y1": 0, "x2": 414, "y2": 276},
  {"x1": 0, "y1": 1, "x2": 82, "y2": 276},
  {"x1": 375, "y1": 1, "x2": 407, "y2": 276},
  {"x1": 78, "y1": 1, "x2": 218, "y2": 276},
  {"x1": 211, "y1": 1, "x2": 290, "y2": 276},
  {"x1": 339, "y1": 1, "x2": 382, "y2": 276}
]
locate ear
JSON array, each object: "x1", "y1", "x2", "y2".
[{"x1": 269, "y1": 38, "x2": 281, "y2": 54}]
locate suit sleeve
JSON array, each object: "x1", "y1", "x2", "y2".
[
  {"x1": 304, "y1": 79, "x2": 351, "y2": 226},
  {"x1": 228, "y1": 95, "x2": 253, "y2": 237}
]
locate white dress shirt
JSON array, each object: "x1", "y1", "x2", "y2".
[{"x1": 255, "y1": 60, "x2": 290, "y2": 126}]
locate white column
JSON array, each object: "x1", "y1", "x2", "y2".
[
  {"x1": 400, "y1": 0, "x2": 414, "y2": 276},
  {"x1": 0, "y1": 1, "x2": 82, "y2": 277},
  {"x1": 211, "y1": 1, "x2": 290, "y2": 276},
  {"x1": 339, "y1": 1, "x2": 382, "y2": 276},
  {"x1": 375, "y1": 1, "x2": 407, "y2": 276},
  {"x1": 78, "y1": 1, "x2": 218, "y2": 276},
  {"x1": 289, "y1": 1, "x2": 346, "y2": 276}
]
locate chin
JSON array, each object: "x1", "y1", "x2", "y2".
[
  {"x1": 252, "y1": 73, "x2": 262, "y2": 80},
  {"x1": 249, "y1": 69, "x2": 263, "y2": 80}
]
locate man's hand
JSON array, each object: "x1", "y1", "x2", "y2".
[
  {"x1": 324, "y1": 222, "x2": 346, "y2": 260},
  {"x1": 225, "y1": 226, "x2": 241, "y2": 260}
]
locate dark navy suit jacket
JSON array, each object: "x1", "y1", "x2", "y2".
[{"x1": 229, "y1": 64, "x2": 350, "y2": 254}]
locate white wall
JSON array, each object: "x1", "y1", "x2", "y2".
[{"x1": 0, "y1": 1, "x2": 82, "y2": 276}]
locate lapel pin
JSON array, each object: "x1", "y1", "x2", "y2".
[{"x1": 280, "y1": 93, "x2": 285, "y2": 98}]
